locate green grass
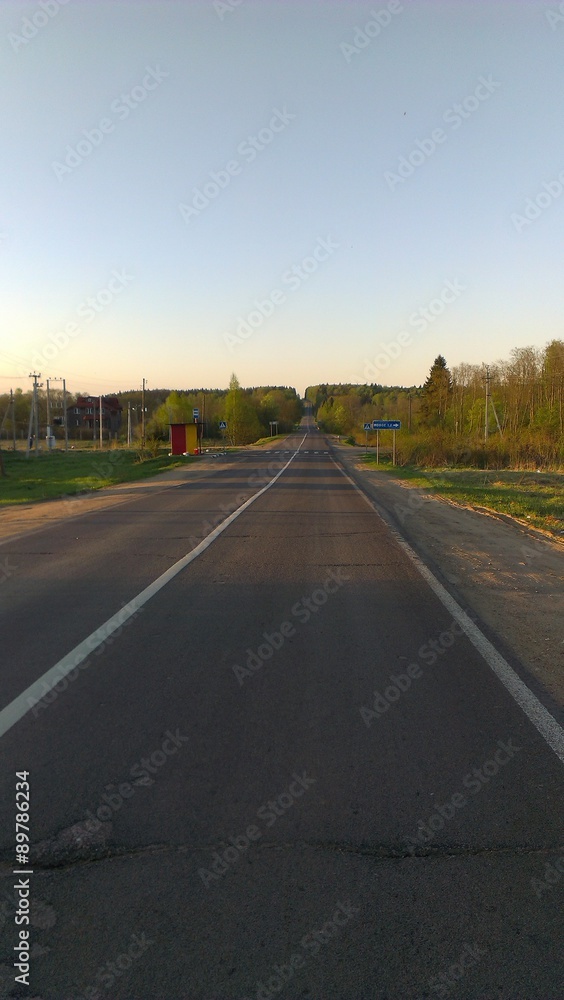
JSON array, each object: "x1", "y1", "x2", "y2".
[
  {"x1": 251, "y1": 434, "x2": 287, "y2": 447},
  {"x1": 0, "y1": 448, "x2": 189, "y2": 505},
  {"x1": 361, "y1": 457, "x2": 564, "y2": 536}
]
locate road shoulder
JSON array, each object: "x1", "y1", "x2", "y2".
[
  {"x1": 0, "y1": 454, "x2": 240, "y2": 544},
  {"x1": 335, "y1": 445, "x2": 564, "y2": 709}
]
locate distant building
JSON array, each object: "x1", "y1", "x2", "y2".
[{"x1": 69, "y1": 395, "x2": 123, "y2": 436}]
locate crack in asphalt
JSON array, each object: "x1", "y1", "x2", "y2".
[{"x1": 1, "y1": 840, "x2": 561, "y2": 873}]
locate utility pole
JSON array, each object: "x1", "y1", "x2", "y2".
[
  {"x1": 127, "y1": 402, "x2": 132, "y2": 446},
  {"x1": 141, "y1": 378, "x2": 146, "y2": 450},
  {"x1": 26, "y1": 389, "x2": 34, "y2": 458},
  {"x1": 201, "y1": 392, "x2": 206, "y2": 448},
  {"x1": 484, "y1": 366, "x2": 490, "y2": 443},
  {"x1": 45, "y1": 378, "x2": 55, "y2": 450},
  {"x1": 490, "y1": 395, "x2": 503, "y2": 437},
  {"x1": 99, "y1": 394, "x2": 103, "y2": 449},
  {"x1": 62, "y1": 378, "x2": 68, "y2": 452},
  {"x1": 10, "y1": 389, "x2": 16, "y2": 451},
  {"x1": 34, "y1": 377, "x2": 40, "y2": 454},
  {"x1": 27, "y1": 373, "x2": 42, "y2": 457},
  {"x1": 47, "y1": 377, "x2": 68, "y2": 451}
]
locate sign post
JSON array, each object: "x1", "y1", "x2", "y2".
[
  {"x1": 219, "y1": 420, "x2": 227, "y2": 447},
  {"x1": 193, "y1": 408, "x2": 201, "y2": 450},
  {"x1": 363, "y1": 422, "x2": 371, "y2": 452},
  {"x1": 372, "y1": 420, "x2": 401, "y2": 466}
]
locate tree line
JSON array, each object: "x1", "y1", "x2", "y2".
[
  {"x1": 307, "y1": 340, "x2": 564, "y2": 468},
  {"x1": 0, "y1": 377, "x2": 303, "y2": 448},
  {"x1": 149, "y1": 376, "x2": 302, "y2": 444}
]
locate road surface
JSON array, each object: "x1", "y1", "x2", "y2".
[{"x1": 0, "y1": 414, "x2": 563, "y2": 998}]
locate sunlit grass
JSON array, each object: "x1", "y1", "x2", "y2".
[
  {"x1": 361, "y1": 458, "x2": 564, "y2": 537},
  {"x1": 0, "y1": 448, "x2": 188, "y2": 505}
]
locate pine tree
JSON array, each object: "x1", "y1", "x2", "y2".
[{"x1": 420, "y1": 355, "x2": 452, "y2": 426}]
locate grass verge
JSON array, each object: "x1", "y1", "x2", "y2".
[
  {"x1": 0, "y1": 448, "x2": 189, "y2": 505},
  {"x1": 251, "y1": 434, "x2": 288, "y2": 447},
  {"x1": 360, "y1": 456, "x2": 564, "y2": 537}
]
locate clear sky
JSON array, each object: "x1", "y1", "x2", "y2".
[{"x1": 1, "y1": 0, "x2": 563, "y2": 397}]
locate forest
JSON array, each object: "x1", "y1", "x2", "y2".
[{"x1": 307, "y1": 340, "x2": 564, "y2": 468}]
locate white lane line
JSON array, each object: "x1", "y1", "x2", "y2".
[
  {"x1": 333, "y1": 455, "x2": 564, "y2": 767},
  {"x1": 0, "y1": 435, "x2": 307, "y2": 739}
]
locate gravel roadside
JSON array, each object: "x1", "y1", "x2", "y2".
[{"x1": 335, "y1": 445, "x2": 564, "y2": 711}]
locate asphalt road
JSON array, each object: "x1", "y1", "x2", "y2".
[{"x1": 0, "y1": 414, "x2": 563, "y2": 999}]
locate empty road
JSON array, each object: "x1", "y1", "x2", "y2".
[{"x1": 0, "y1": 414, "x2": 563, "y2": 999}]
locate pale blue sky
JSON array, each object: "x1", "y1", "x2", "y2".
[{"x1": 1, "y1": 0, "x2": 563, "y2": 396}]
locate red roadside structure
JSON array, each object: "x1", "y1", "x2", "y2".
[{"x1": 170, "y1": 423, "x2": 199, "y2": 455}]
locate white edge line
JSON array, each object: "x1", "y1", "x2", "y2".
[
  {"x1": 0, "y1": 436, "x2": 307, "y2": 739},
  {"x1": 332, "y1": 454, "x2": 564, "y2": 767}
]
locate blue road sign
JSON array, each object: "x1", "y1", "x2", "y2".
[
  {"x1": 219, "y1": 421, "x2": 227, "y2": 430},
  {"x1": 363, "y1": 422, "x2": 371, "y2": 430},
  {"x1": 372, "y1": 420, "x2": 401, "y2": 430}
]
